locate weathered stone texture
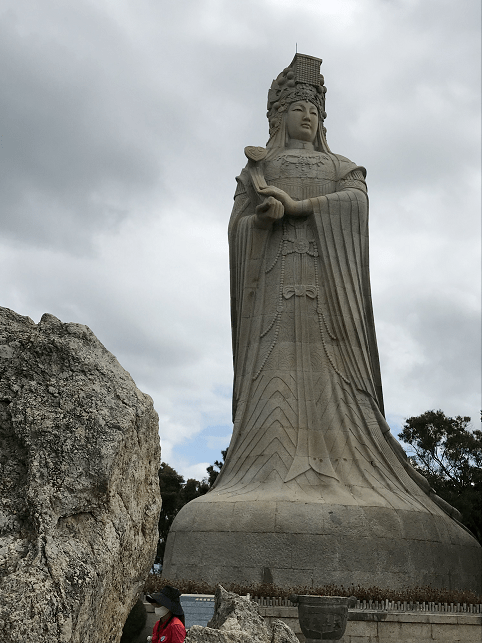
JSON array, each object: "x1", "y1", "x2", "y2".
[
  {"x1": 259, "y1": 605, "x2": 482, "y2": 643},
  {"x1": 185, "y1": 586, "x2": 298, "y2": 643},
  {"x1": 0, "y1": 307, "x2": 162, "y2": 643},
  {"x1": 163, "y1": 497, "x2": 481, "y2": 591}
]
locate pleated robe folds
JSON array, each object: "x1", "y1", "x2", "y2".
[
  {"x1": 161, "y1": 147, "x2": 481, "y2": 593},
  {"x1": 213, "y1": 149, "x2": 450, "y2": 515}
]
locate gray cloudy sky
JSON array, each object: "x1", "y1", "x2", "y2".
[{"x1": 1, "y1": 0, "x2": 480, "y2": 480}]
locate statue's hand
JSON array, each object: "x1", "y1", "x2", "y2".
[
  {"x1": 258, "y1": 186, "x2": 312, "y2": 217},
  {"x1": 258, "y1": 186, "x2": 294, "y2": 211},
  {"x1": 255, "y1": 196, "x2": 284, "y2": 228}
]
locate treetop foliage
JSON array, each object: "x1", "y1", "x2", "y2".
[
  {"x1": 156, "y1": 452, "x2": 227, "y2": 563},
  {"x1": 206, "y1": 449, "x2": 227, "y2": 487},
  {"x1": 399, "y1": 410, "x2": 481, "y2": 484},
  {"x1": 399, "y1": 409, "x2": 482, "y2": 543}
]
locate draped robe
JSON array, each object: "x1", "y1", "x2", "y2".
[
  {"x1": 161, "y1": 143, "x2": 480, "y2": 594},
  {"x1": 212, "y1": 145, "x2": 461, "y2": 517}
]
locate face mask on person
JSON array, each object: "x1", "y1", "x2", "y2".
[{"x1": 155, "y1": 606, "x2": 170, "y2": 618}]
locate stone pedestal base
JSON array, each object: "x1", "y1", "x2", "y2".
[{"x1": 163, "y1": 494, "x2": 481, "y2": 592}]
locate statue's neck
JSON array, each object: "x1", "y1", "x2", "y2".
[{"x1": 287, "y1": 139, "x2": 315, "y2": 151}]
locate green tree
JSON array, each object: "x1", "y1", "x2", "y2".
[
  {"x1": 206, "y1": 449, "x2": 227, "y2": 487},
  {"x1": 155, "y1": 451, "x2": 228, "y2": 563},
  {"x1": 181, "y1": 477, "x2": 210, "y2": 503},
  {"x1": 156, "y1": 463, "x2": 210, "y2": 563},
  {"x1": 398, "y1": 410, "x2": 482, "y2": 543},
  {"x1": 156, "y1": 463, "x2": 185, "y2": 563}
]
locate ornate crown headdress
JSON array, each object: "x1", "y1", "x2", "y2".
[{"x1": 267, "y1": 53, "x2": 327, "y2": 138}]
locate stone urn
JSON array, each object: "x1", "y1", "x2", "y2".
[{"x1": 288, "y1": 595, "x2": 356, "y2": 642}]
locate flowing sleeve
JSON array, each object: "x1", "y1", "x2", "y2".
[
  {"x1": 228, "y1": 169, "x2": 271, "y2": 423},
  {"x1": 336, "y1": 167, "x2": 367, "y2": 193},
  {"x1": 309, "y1": 174, "x2": 466, "y2": 517},
  {"x1": 309, "y1": 176, "x2": 384, "y2": 414}
]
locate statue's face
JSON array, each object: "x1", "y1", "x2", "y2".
[{"x1": 286, "y1": 100, "x2": 318, "y2": 142}]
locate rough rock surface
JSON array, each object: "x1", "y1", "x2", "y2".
[
  {"x1": 185, "y1": 586, "x2": 298, "y2": 643},
  {"x1": 0, "y1": 307, "x2": 162, "y2": 643}
]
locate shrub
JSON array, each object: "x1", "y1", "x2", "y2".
[{"x1": 144, "y1": 576, "x2": 482, "y2": 605}]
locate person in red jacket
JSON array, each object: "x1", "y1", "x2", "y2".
[{"x1": 146, "y1": 585, "x2": 186, "y2": 643}]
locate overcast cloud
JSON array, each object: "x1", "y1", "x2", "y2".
[{"x1": 1, "y1": 0, "x2": 480, "y2": 480}]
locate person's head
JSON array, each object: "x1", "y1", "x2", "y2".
[
  {"x1": 146, "y1": 585, "x2": 185, "y2": 625},
  {"x1": 154, "y1": 604, "x2": 170, "y2": 621}
]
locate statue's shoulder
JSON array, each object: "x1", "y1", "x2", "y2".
[
  {"x1": 331, "y1": 153, "x2": 366, "y2": 179},
  {"x1": 235, "y1": 166, "x2": 250, "y2": 189},
  {"x1": 332, "y1": 153, "x2": 352, "y2": 162},
  {"x1": 234, "y1": 166, "x2": 257, "y2": 200}
]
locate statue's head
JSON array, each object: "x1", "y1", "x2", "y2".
[{"x1": 266, "y1": 53, "x2": 329, "y2": 152}]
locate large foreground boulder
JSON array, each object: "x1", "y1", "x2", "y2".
[
  {"x1": 185, "y1": 586, "x2": 297, "y2": 643},
  {"x1": 0, "y1": 308, "x2": 162, "y2": 643}
]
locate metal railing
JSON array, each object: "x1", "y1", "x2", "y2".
[{"x1": 251, "y1": 596, "x2": 482, "y2": 614}]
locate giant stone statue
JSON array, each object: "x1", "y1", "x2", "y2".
[{"x1": 163, "y1": 54, "x2": 481, "y2": 591}]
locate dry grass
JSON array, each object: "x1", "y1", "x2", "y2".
[{"x1": 144, "y1": 576, "x2": 482, "y2": 605}]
